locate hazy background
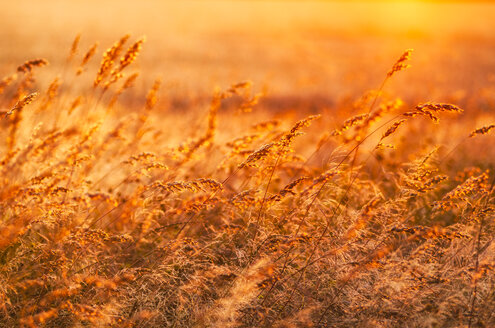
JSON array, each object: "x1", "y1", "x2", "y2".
[{"x1": 1, "y1": 0, "x2": 494, "y2": 109}]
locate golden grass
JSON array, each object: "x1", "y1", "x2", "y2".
[{"x1": 0, "y1": 34, "x2": 494, "y2": 328}]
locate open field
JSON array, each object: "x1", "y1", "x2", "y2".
[{"x1": 0, "y1": 1, "x2": 495, "y2": 327}]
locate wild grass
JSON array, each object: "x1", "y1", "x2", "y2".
[{"x1": 0, "y1": 35, "x2": 494, "y2": 328}]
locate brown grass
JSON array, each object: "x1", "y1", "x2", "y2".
[{"x1": 0, "y1": 32, "x2": 494, "y2": 328}]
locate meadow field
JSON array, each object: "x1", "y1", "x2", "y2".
[{"x1": 0, "y1": 0, "x2": 495, "y2": 327}]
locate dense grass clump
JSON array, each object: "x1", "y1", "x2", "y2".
[{"x1": 0, "y1": 36, "x2": 494, "y2": 328}]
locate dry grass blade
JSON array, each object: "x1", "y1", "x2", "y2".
[{"x1": 4, "y1": 92, "x2": 39, "y2": 118}]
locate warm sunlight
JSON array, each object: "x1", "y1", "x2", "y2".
[{"x1": 0, "y1": 0, "x2": 494, "y2": 327}]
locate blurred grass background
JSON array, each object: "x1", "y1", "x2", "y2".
[{"x1": 1, "y1": 0, "x2": 494, "y2": 108}]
